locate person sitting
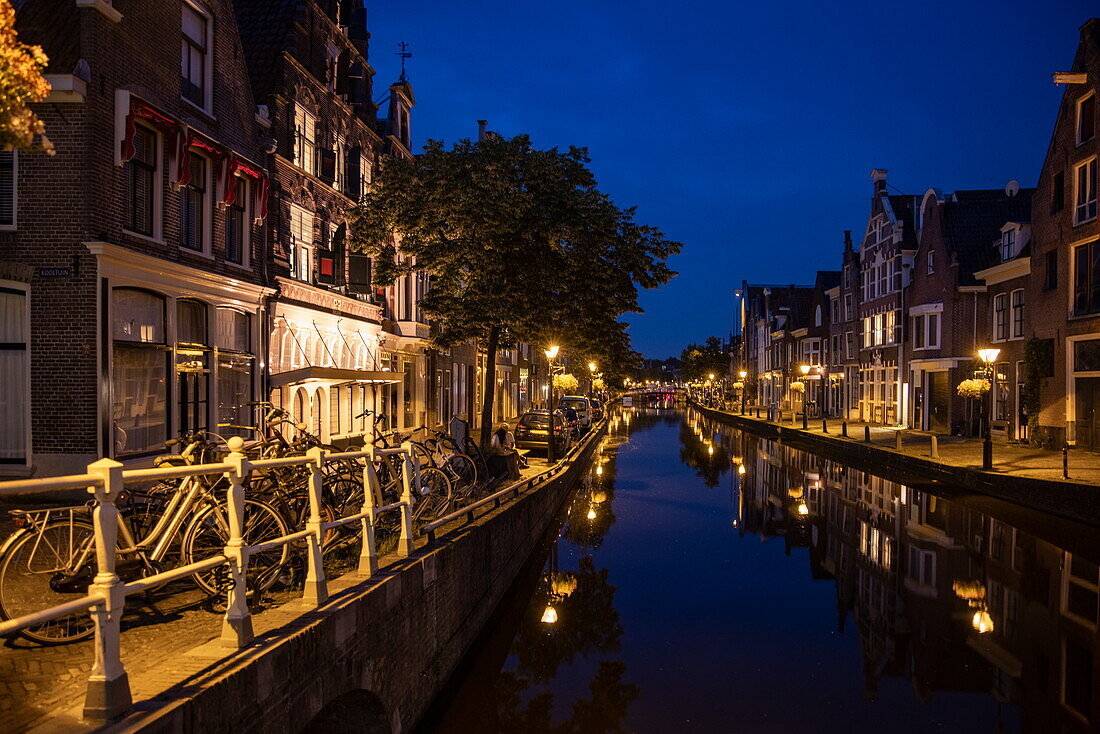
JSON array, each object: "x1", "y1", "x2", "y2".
[{"x1": 488, "y1": 422, "x2": 525, "y2": 479}]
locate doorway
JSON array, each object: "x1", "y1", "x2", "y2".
[
  {"x1": 927, "y1": 371, "x2": 949, "y2": 434},
  {"x1": 1075, "y1": 377, "x2": 1100, "y2": 450}
]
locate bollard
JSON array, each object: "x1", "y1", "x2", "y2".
[
  {"x1": 303, "y1": 447, "x2": 330, "y2": 606},
  {"x1": 930, "y1": 435, "x2": 939, "y2": 459},
  {"x1": 83, "y1": 459, "x2": 133, "y2": 721},
  {"x1": 841, "y1": 421, "x2": 848, "y2": 438},
  {"x1": 1063, "y1": 446, "x2": 1070, "y2": 480},
  {"x1": 220, "y1": 437, "x2": 254, "y2": 647},
  {"x1": 896, "y1": 430, "x2": 903, "y2": 452},
  {"x1": 822, "y1": 418, "x2": 828, "y2": 434},
  {"x1": 864, "y1": 425, "x2": 871, "y2": 442}
]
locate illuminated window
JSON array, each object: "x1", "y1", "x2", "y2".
[{"x1": 294, "y1": 106, "x2": 318, "y2": 176}]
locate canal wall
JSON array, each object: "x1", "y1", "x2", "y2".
[
  {"x1": 78, "y1": 424, "x2": 607, "y2": 734},
  {"x1": 689, "y1": 401, "x2": 1100, "y2": 528}
]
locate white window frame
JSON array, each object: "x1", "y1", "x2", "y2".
[
  {"x1": 289, "y1": 204, "x2": 315, "y2": 282},
  {"x1": 181, "y1": 0, "x2": 214, "y2": 114},
  {"x1": 1074, "y1": 156, "x2": 1097, "y2": 225},
  {"x1": 225, "y1": 174, "x2": 251, "y2": 269},
  {"x1": 993, "y1": 293, "x2": 1008, "y2": 342},
  {"x1": 1061, "y1": 551, "x2": 1099, "y2": 630},
  {"x1": 180, "y1": 151, "x2": 212, "y2": 255},
  {"x1": 1001, "y1": 228, "x2": 1016, "y2": 261},
  {"x1": 0, "y1": 281, "x2": 30, "y2": 466},
  {"x1": 0, "y1": 150, "x2": 17, "y2": 231},
  {"x1": 123, "y1": 122, "x2": 164, "y2": 242},
  {"x1": 294, "y1": 106, "x2": 318, "y2": 177},
  {"x1": 1010, "y1": 288, "x2": 1024, "y2": 339},
  {"x1": 926, "y1": 249, "x2": 934, "y2": 275},
  {"x1": 1077, "y1": 91, "x2": 1095, "y2": 146}
]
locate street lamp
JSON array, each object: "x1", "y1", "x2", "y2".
[
  {"x1": 799, "y1": 364, "x2": 811, "y2": 429},
  {"x1": 738, "y1": 370, "x2": 748, "y2": 414},
  {"x1": 545, "y1": 344, "x2": 560, "y2": 464},
  {"x1": 978, "y1": 347, "x2": 1001, "y2": 470}
]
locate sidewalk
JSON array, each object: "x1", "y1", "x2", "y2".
[{"x1": 706, "y1": 404, "x2": 1100, "y2": 486}]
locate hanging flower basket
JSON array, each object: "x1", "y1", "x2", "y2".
[
  {"x1": 956, "y1": 378, "x2": 990, "y2": 400},
  {"x1": 592, "y1": 377, "x2": 605, "y2": 390},
  {"x1": 553, "y1": 373, "x2": 579, "y2": 391},
  {"x1": 731, "y1": 381, "x2": 745, "y2": 390},
  {"x1": 789, "y1": 381, "x2": 806, "y2": 394}
]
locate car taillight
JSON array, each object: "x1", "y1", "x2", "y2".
[{"x1": 517, "y1": 423, "x2": 527, "y2": 430}]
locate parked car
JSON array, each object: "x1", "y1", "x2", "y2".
[
  {"x1": 515, "y1": 410, "x2": 572, "y2": 454},
  {"x1": 590, "y1": 399, "x2": 604, "y2": 421},
  {"x1": 558, "y1": 396, "x2": 593, "y2": 431}
]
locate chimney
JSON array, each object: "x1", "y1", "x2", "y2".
[
  {"x1": 477, "y1": 120, "x2": 488, "y2": 142},
  {"x1": 871, "y1": 169, "x2": 888, "y2": 195},
  {"x1": 843, "y1": 230, "x2": 853, "y2": 253}
]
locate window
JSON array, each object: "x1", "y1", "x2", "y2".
[
  {"x1": 845, "y1": 331, "x2": 855, "y2": 359},
  {"x1": 176, "y1": 299, "x2": 208, "y2": 434},
  {"x1": 1073, "y1": 239, "x2": 1100, "y2": 316},
  {"x1": 1063, "y1": 637, "x2": 1094, "y2": 720},
  {"x1": 844, "y1": 294, "x2": 853, "y2": 322},
  {"x1": 333, "y1": 138, "x2": 345, "y2": 191},
  {"x1": 126, "y1": 125, "x2": 157, "y2": 236},
  {"x1": 993, "y1": 293, "x2": 1008, "y2": 341},
  {"x1": 1075, "y1": 158, "x2": 1097, "y2": 224},
  {"x1": 294, "y1": 106, "x2": 318, "y2": 176},
  {"x1": 1064, "y1": 553, "x2": 1099, "y2": 627},
  {"x1": 112, "y1": 288, "x2": 168, "y2": 456},
  {"x1": 289, "y1": 204, "x2": 314, "y2": 282},
  {"x1": 215, "y1": 309, "x2": 254, "y2": 439},
  {"x1": 359, "y1": 149, "x2": 372, "y2": 194},
  {"x1": 181, "y1": 3, "x2": 209, "y2": 109},
  {"x1": 913, "y1": 315, "x2": 925, "y2": 349},
  {"x1": 330, "y1": 386, "x2": 341, "y2": 435},
  {"x1": 181, "y1": 155, "x2": 207, "y2": 251},
  {"x1": 907, "y1": 548, "x2": 935, "y2": 586},
  {"x1": 1052, "y1": 170, "x2": 1066, "y2": 214},
  {"x1": 890, "y1": 257, "x2": 902, "y2": 292},
  {"x1": 1000, "y1": 228, "x2": 1016, "y2": 262},
  {"x1": 1011, "y1": 289, "x2": 1024, "y2": 338},
  {"x1": 0, "y1": 286, "x2": 28, "y2": 463},
  {"x1": 1045, "y1": 250, "x2": 1058, "y2": 291},
  {"x1": 226, "y1": 177, "x2": 247, "y2": 265},
  {"x1": 0, "y1": 151, "x2": 15, "y2": 229},
  {"x1": 830, "y1": 298, "x2": 839, "y2": 323},
  {"x1": 878, "y1": 261, "x2": 888, "y2": 297},
  {"x1": 926, "y1": 313, "x2": 940, "y2": 348},
  {"x1": 1078, "y1": 93, "x2": 1095, "y2": 145},
  {"x1": 927, "y1": 249, "x2": 934, "y2": 275}
]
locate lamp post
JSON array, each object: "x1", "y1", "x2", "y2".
[
  {"x1": 978, "y1": 347, "x2": 1000, "y2": 470},
  {"x1": 799, "y1": 364, "x2": 811, "y2": 429},
  {"x1": 546, "y1": 345, "x2": 560, "y2": 464},
  {"x1": 739, "y1": 370, "x2": 748, "y2": 415}
]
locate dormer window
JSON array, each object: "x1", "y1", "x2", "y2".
[
  {"x1": 1000, "y1": 228, "x2": 1016, "y2": 262},
  {"x1": 1078, "y1": 93, "x2": 1095, "y2": 145}
]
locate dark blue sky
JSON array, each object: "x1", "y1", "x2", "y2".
[{"x1": 369, "y1": 1, "x2": 1090, "y2": 359}]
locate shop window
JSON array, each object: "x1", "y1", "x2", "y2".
[
  {"x1": 176, "y1": 299, "x2": 208, "y2": 435},
  {"x1": 215, "y1": 308, "x2": 253, "y2": 438},
  {"x1": 0, "y1": 285, "x2": 28, "y2": 463},
  {"x1": 112, "y1": 288, "x2": 168, "y2": 455}
]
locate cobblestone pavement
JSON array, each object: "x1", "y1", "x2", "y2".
[{"x1": 706, "y1": 404, "x2": 1100, "y2": 484}]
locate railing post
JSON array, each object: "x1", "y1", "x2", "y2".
[
  {"x1": 397, "y1": 441, "x2": 416, "y2": 557},
  {"x1": 303, "y1": 447, "x2": 329, "y2": 606},
  {"x1": 220, "y1": 437, "x2": 254, "y2": 647},
  {"x1": 358, "y1": 446, "x2": 379, "y2": 576},
  {"x1": 83, "y1": 459, "x2": 132, "y2": 721}
]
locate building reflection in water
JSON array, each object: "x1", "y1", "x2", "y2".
[{"x1": 687, "y1": 408, "x2": 1099, "y2": 733}]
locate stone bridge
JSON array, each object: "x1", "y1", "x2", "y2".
[{"x1": 18, "y1": 427, "x2": 605, "y2": 734}]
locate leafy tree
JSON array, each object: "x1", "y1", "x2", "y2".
[
  {"x1": 349, "y1": 133, "x2": 679, "y2": 444},
  {"x1": 679, "y1": 336, "x2": 727, "y2": 382},
  {"x1": 0, "y1": 2, "x2": 52, "y2": 153}
]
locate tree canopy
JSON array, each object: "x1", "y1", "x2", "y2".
[
  {"x1": 349, "y1": 133, "x2": 679, "y2": 440},
  {"x1": 679, "y1": 336, "x2": 728, "y2": 382},
  {"x1": 0, "y1": 2, "x2": 52, "y2": 154}
]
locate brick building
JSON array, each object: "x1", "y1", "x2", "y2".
[
  {"x1": 4, "y1": 0, "x2": 272, "y2": 476},
  {"x1": 798, "y1": 269, "x2": 839, "y2": 416},
  {"x1": 740, "y1": 282, "x2": 815, "y2": 415},
  {"x1": 1030, "y1": 19, "x2": 1100, "y2": 450},
  {"x1": 825, "y1": 231, "x2": 861, "y2": 419},
  {"x1": 857, "y1": 170, "x2": 918, "y2": 426},
  {"x1": 907, "y1": 185, "x2": 1033, "y2": 436}
]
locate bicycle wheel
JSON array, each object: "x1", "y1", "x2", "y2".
[
  {"x1": 414, "y1": 466, "x2": 453, "y2": 521},
  {"x1": 0, "y1": 522, "x2": 98, "y2": 644},
  {"x1": 445, "y1": 453, "x2": 478, "y2": 492},
  {"x1": 182, "y1": 499, "x2": 291, "y2": 597}
]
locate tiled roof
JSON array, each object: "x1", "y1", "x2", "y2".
[
  {"x1": 942, "y1": 188, "x2": 1035, "y2": 284},
  {"x1": 815, "y1": 270, "x2": 841, "y2": 292}
]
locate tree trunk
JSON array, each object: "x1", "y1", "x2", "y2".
[{"x1": 479, "y1": 325, "x2": 501, "y2": 447}]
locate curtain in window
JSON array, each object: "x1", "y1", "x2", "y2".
[
  {"x1": 0, "y1": 289, "x2": 26, "y2": 461},
  {"x1": 217, "y1": 352, "x2": 253, "y2": 438}
]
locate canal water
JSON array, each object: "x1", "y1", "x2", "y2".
[{"x1": 418, "y1": 401, "x2": 1099, "y2": 733}]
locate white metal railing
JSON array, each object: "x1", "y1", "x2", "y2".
[
  {"x1": 0, "y1": 438, "x2": 422, "y2": 721},
  {"x1": 0, "y1": 420, "x2": 605, "y2": 724}
]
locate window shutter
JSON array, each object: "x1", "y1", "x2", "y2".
[
  {"x1": 0, "y1": 152, "x2": 15, "y2": 227},
  {"x1": 332, "y1": 222, "x2": 347, "y2": 286},
  {"x1": 346, "y1": 146, "x2": 361, "y2": 198},
  {"x1": 317, "y1": 249, "x2": 336, "y2": 284},
  {"x1": 348, "y1": 254, "x2": 372, "y2": 294}
]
